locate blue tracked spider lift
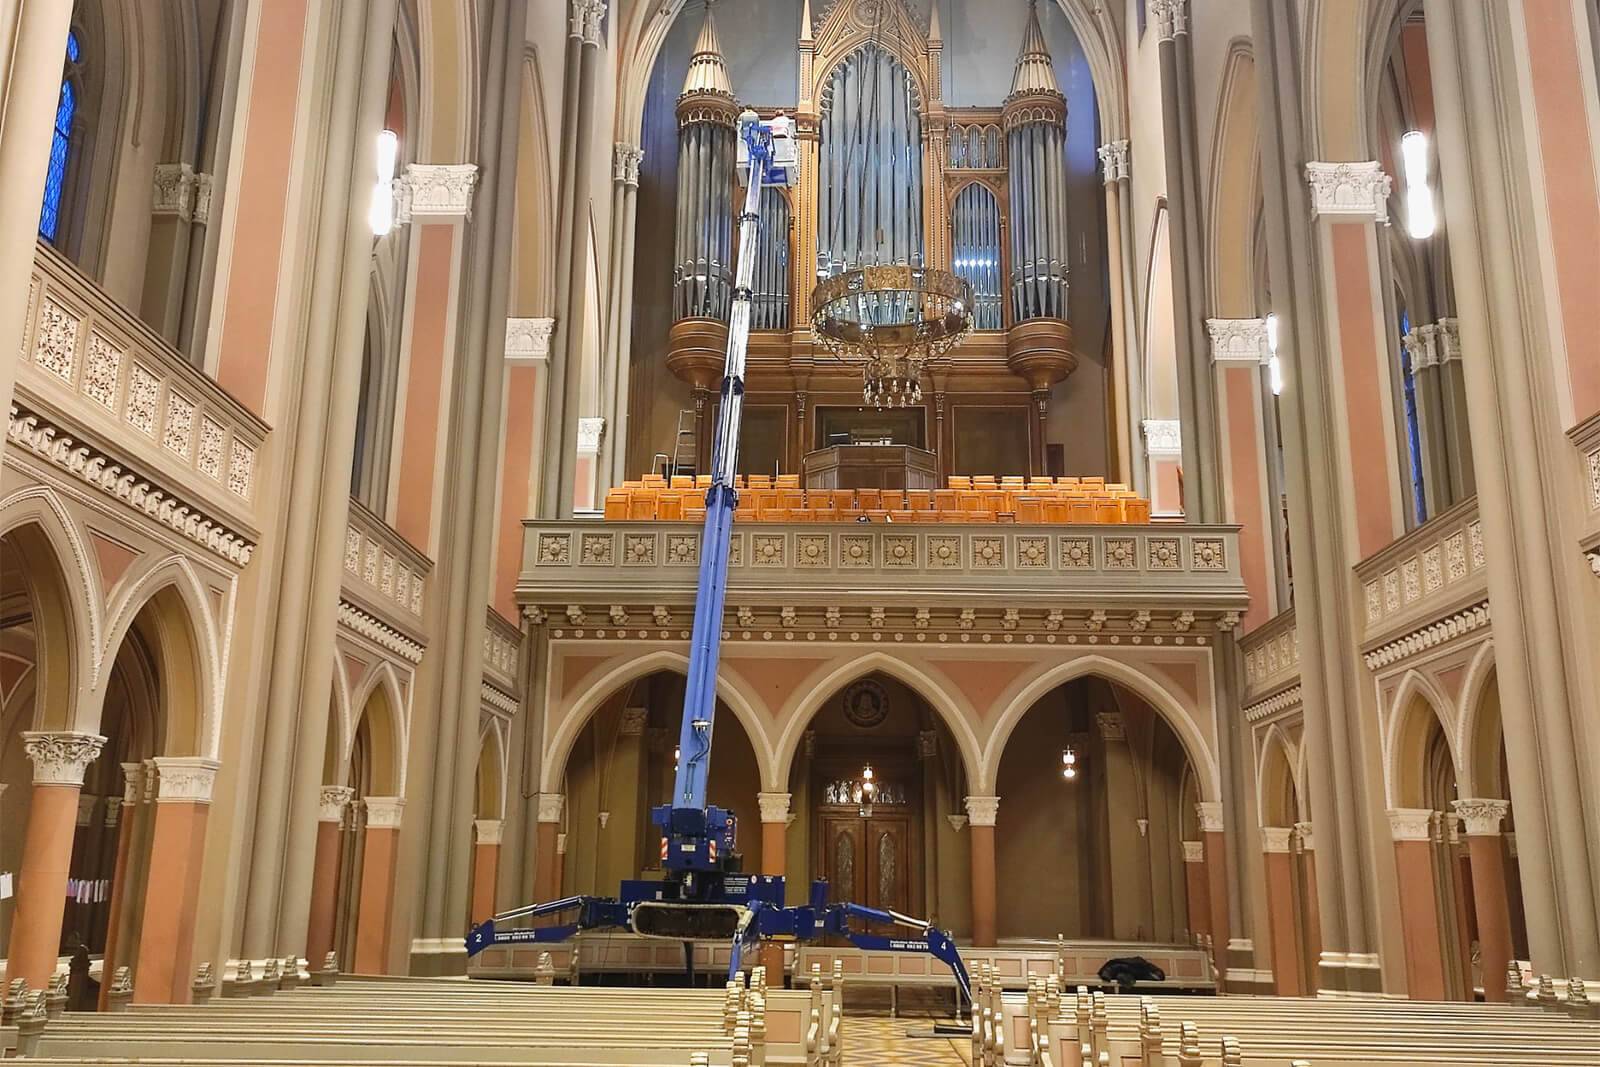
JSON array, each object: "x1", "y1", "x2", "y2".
[{"x1": 467, "y1": 110, "x2": 971, "y2": 1010}]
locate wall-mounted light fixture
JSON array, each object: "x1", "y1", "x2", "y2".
[
  {"x1": 1061, "y1": 746, "x2": 1079, "y2": 781},
  {"x1": 369, "y1": 130, "x2": 399, "y2": 236},
  {"x1": 1400, "y1": 131, "x2": 1437, "y2": 240},
  {"x1": 1265, "y1": 312, "x2": 1284, "y2": 397}
]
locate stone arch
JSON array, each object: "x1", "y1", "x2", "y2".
[
  {"x1": 1455, "y1": 642, "x2": 1503, "y2": 800},
  {"x1": 349, "y1": 662, "x2": 407, "y2": 797},
  {"x1": 1257, "y1": 724, "x2": 1300, "y2": 828},
  {"x1": 413, "y1": 0, "x2": 476, "y2": 164},
  {"x1": 476, "y1": 717, "x2": 507, "y2": 820},
  {"x1": 771, "y1": 651, "x2": 983, "y2": 793},
  {"x1": 513, "y1": 46, "x2": 556, "y2": 316},
  {"x1": 1384, "y1": 669, "x2": 1461, "y2": 808},
  {"x1": 983, "y1": 654, "x2": 1220, "y2": 801},
  {"x1": 1205, "y1": 38, "x2": 1261, "y2": 317},
  {"x1": 542, "y1": 649, "x2": 774, "y2": 791},
  {"x1": 0, "y1": 501, "x2": 99, "y2": 734},
  {"x1": 94, "y1": 556, "x2": 220, "y2": 757}
]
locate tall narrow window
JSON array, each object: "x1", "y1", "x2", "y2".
[
  {"x1": 951, "y1": 183, "x2": 1003, "y2": 330},
  {"x1": 1398, "y1": 310, "x2": 1428, "y2": 526},
  {"x1": 40, "y1": 30, "x2": 82, "y2": 243}
]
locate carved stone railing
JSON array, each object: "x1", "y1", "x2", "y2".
[
  {"x1": 342, "y1": 499, "x2": 431, "y2": 636},
  {"x1": 1354, "y1": 496, "x2": 1487, "y2": 654},
  {"x1": 519, "y1": 520, "x2": 1247, "y2": 637},
  {"x1": 10, "y1": 243, "x2": 268, "y2": 564},
  {"x1": 1240, "y1": 607, "x2": 1298, "y2": 706},
  {"x1": 483, "y1": 607, "x2": 521, "y2": 693}
]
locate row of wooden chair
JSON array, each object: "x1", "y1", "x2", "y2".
[{"x1": 605, "y1": 475, "x2": 1152, "y2": 525}]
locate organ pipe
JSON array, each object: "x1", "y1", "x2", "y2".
[
  {"x1": 673, "y1": 6, "x2": 739, "y2": 322},
  {"x1": 1004, "y1": 0, "x2": 1069, "y2": 322}
]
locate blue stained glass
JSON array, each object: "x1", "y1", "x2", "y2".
[
  {"x1": 39, "y1": 36, "x2": 79, "y2": 242},
  {"x1": 1398, "y1": 311, "x2": 1428, "y2": 526}
]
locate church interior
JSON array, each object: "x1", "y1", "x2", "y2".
[{"x1": 2, "y1": 0, "x2": 1600, "y2": 1063}]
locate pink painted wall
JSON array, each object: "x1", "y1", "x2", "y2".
[
  {"x1": 1330, "y1": 225, "x2": 1399, "y2": 558},
  {"x1": 394, "y1": 225, "x2": 456, "y2": 549}
]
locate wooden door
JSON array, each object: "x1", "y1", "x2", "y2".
[
  {"x1": 864, "y1": 816, "x2": 911, "y2": 915},
  {"x1": 821, "y1": 816, "x2": 862, "y2": 904}
]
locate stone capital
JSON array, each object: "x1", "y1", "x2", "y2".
[
  {"x1": 537, "y1": 792, "x2": 565, "y2": 824},
  {"x1": 151, "y1": 757, "x2": 221, "y2": 803},
  {"x1": 365, "y1": 796, "x2": 405, "y2": 830},
  {"x1": 319, "y1": 785, "x2": 355, "y2": 823},
  {"x1": 104, "y1": 796, "x2": 122, "y2": 828},
  {"x1": 1451, "y1": 798, "x2": 1509, "y2": 836},
  {"x1": 1387, "y1": 807, "x2": 1435, "y2": 842},
  {"x1": 395, "y1": 162, "x2": 478, "y2": 224},
  {"x1": 964, "y1": 795, "x2": 1000, "y2": 827},
  {"x1": 1206, "y1": 318, "x2": 1269, "y2": 365},
  {"x1": 76, "y1": 794, "x2": 98, "y2": 826},
  {"x1": 1292, "y1": 821, "x2": 1314, "y2": 851},
  {"x1": 151, "y1": 162, "x2": 198, "y2": 219},
  {"x1": 1182, "y1": 840, "x2": 1205, "y2": 863},
  {"x1": 474, "y1": 819, "x2": 503, "y2": 845},
  {"x1": 121, "y1": 761, "x2": 145, "y2": 803},
  {"x1": 1195, "y1": 801, "x2": 1224, "y2": 834},
  {"x1": 612, "y1": 141, "x2": 644, "y2": 187},
  {"x1": 23, "y1": 731, "x2": 107, "y2": 786},
  {"x1": 1095, "y1": 711, "x2": 1125, "y2": 741},
  {"x1": 1306, "y1": 160, "x2": 1392, "y2": 224},
  {"x1": 1149, "y1": 0, "x2": 1188, "y2": 40},
  {"x1": 1142, "y1": 418, "x2": 1182, "y2": 457},
  {"x1": 576, "y1": 417, "x2": 606, "y2": 455},
  {"x1": 505, "y1": 317, "x2": 555, "y2": 364},
  {"x1": 618, "y1": 706, "x2": 648, "y2": 736},
  {"x1": 571, "y1": 0, "x2": 605, "y2": 44},
  {"x1": 1097, "y1": 139, "x2": 1129, "y2": 184},
  {"x1": 1259, "y1": 826, "x2": 1293, "y2": 853},
  {"x1": 757, "y1": 791, "x2": 792, "y2": 824}
]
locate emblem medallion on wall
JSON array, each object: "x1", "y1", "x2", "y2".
[{"x1": 842, "y1": 679, "x2": 889, "y2": 728}]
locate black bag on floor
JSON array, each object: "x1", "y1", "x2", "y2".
[{"x1": 1098, "y1": 956, "x2": 1166, "y2": 988}]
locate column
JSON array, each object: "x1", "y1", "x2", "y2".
[
  {"x1": 5, "y1": 732, "x2": 104, "y2": 989},
  {"x1": 1196, "y1": 802, "x2": 1231, "y2": 986},
  {"x1": 1293, "y1": 821, "x2": 1322, "y2": 983},
  {"x1": 1423, "y1": 0, "x2": 1600, "y2": 977},
  {"x1": 305, "y1": 786, "x2": 352, "y2": 970},
  {"x1": 757, "y1": 792, "x2": 790, "y2": 977},
  {"x1": 1182, "y1": 841, "x2": 1210, "y2": 944},
  {"x1": 1389, "y1": 809, "x2": 1447, "y2": 1000},
  {"x1": 1453, "y1": 799, "x2": 1513, "y2": 1002},
  {"x1": 965, "y1": 796, "x2": 999, "y2": 947},
  {"x1": 471, "y1": 820, "x2": 502, "y2": 925},
  {"x1": 1260, "y1": 827, "x2": 1303, "y2": 995},
  {"x1": 1097, "y1": 713, "x2": 1144, "y2": 940},
  {"x1": 354, "y1": 797, "x2": 404, "y2": 975},
  {"x1": 1207, "y1": 319, "x2": 1280, "y2": 626},
  {"x1": 1099, "y1": 140, "x2": 1139, "y2": 487},
  {"x1": 600, "y1": 143, "x2": 643, "y2": 488},
  {"x1": 0, "y1": 0, "x2": 76, "y2": 419},
  {"x1": 533, "y1": 793, "x2": 564, "y2": 904},
  {"x1": 573, "y1": 417, "x2": 605, "y2": 513},
  {"x1": 496, "y1": 319, "x2": 555, "y2": 617},
  {"x1": 101, "y1": 762, "x2": 155, "y2": 1009},
  {"x1": 134, "y1": 758, "x2": 220, "y2": 1004}
]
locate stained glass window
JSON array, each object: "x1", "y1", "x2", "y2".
[
  {"x1": 1398, "y1": 310, "x2": 1428, "y2": 526},
  {"x1": 39, "y1": 31, "x2": 82, "y2": 243}
]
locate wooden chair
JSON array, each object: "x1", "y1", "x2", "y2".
[{"x1": 628, "y1": 490, "x2": 659, "y2": 520}]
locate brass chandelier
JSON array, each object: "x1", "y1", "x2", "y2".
[{"x1": 810, "y1": 265, "x2": 975, "y2": 408}]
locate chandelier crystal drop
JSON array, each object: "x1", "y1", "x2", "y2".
[{"x1": 811, "y1": 265, "x2": 975, "y2": 409}]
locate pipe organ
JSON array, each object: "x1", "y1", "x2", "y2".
[{"x1": 659, "y1": 0, "x2": 1080, "y2": 480}]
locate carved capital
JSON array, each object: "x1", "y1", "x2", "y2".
[
  {"x1": 1293, "y1": 821, "x2": 1314, "y2": 851},
  {"x1": 395, "y1": 163, "x2": 478, "y2": 224},
  {"x1": 365, "y1": 796, "x2": 405, "y2": 830},
  {"x1": 1096, "y1": 140, "x2": 1130, "y2": 184},
  {"x1": 474, "y1": 819, "x2": 503, "y2": 845},
  {"x1": 618, "y1": 706, "x2": 648, "y2": 735},
  {"x1": 1182, "y1": 840, "x2": 1206, "y2": 863},
  {"x1": 505, "y1": 317, "x2": 555, "y2": 364},
  {"x1": 570, "y1": 0, "x2": 605, "y2": 44},
  {"x1": 1195, "y1": 801, "x2": 1224, "y2": 833},
  {"x1": 121, "y1": 761, "x2": 146, "y2": 804},
  {"x1": 1387, "y1": 807, "x2": 1435, "y2": 842},
  {"x1": 1142, "y1": 418, "x2": 1182, "y2": 457},
  {"x1": 23, "y1": 731, "x2": 106, "y2": 786},
  {"x1": 319, "y1": 785, "x2": 355, "y2": 823},
  {"x1": 576, "y1": 417, "x2": 605, "y2": 455},
  {"x1": 1095, "y1": 711, "x2": 1125, "y2": 741},
  {"x1": 1259, "y1": 826, "x2": 1293, "y2": 853},
  {"x1": 152, "y1": 163, "x2": 198, "y2": 219},
  {"x1": 1306, "y1": 161, "x2": 1392, "y2": 224},
  {"x1": 151, "y1": 757, "x2": 221, "y2": 803},
  {"x1": 612, "y1": 142, "x2": 644, "y2": 187},
  {"x1": 757, "y1": 792, "x2": 792, "y2": 824},
  {"x1": 1206, "y1": 318, "x2": 1269, "y2": 365},
  {"x1": 537, "y1": 792, "x2": 565, "y2": 824},
  {"x1": 104, "y1": 797, "x2": 122, "y2": 828},
  {"x1": 1149, "y1": 0, "x2": 1188, "y2": 40},
  {"x1": 965, "y1": 795, "x2": 1000, "y2": 827},
  {"x1": 1451, "y1": 798, "x2": 1509, "y2": 836}
]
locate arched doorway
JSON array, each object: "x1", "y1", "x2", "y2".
[{"x1": 1258, "y1": 730, "x2": 1318, "y2": 995}]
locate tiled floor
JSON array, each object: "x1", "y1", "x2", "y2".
[{"x1": 839, "y1": 988, "x2": 973, "y2": 1066}]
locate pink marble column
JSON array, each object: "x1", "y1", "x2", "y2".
[
  {"x1": 5, "y1": 733, "x2": 104, "y2": 990},
  {"x1": 1260, "y1": 827, "x2": 1303, "y2": 995},
  {"x1": 354, "y1": 797, "x2": 404, "y2": 974},
  {"x1": 305, "y1": 786, "x2": 353, "y2": 970},
  {"x1": 471, "y1": 819, "x2": 502, "y2": 925},
  {"x1": 1453, "y1": 799, "x2": 1514, "y2": 1003},
  {"x1": 1197, "y1": 802, "x2": 1231, "y2": 986},
  {"x1": 1389, "y1": 808, "x2": 1448, "y2": 1001},
  {"x1": 966, "y1": 796, "x2": 1000, "y2": 948},
  {"x1": 134, "y1": 758, "x2": 219, "y2": 1004}
]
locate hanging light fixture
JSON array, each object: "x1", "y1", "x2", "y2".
[
  {"x1": 1265, "y1": 312, "x2": 1284, "y2": 397},
  {"x1": 1399, "y1": 131, "x2": 1437, "y2": 240},
  {"x1": 369, "y1": 129, "x2": 399, "y2": 236},
  {"x1": 812, "y1": 266, "x2": 975, "y2": 407},
  {"x1": 854, "y1": 763, "x2": 877, "y2": 816},
  {"x1": 1060, "y1": 747, "x2": 1079, "y2": 782}
]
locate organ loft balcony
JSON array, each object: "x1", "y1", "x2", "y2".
[{"x1": 517, "y1": 477, "x2": 1247, "y2": 640}]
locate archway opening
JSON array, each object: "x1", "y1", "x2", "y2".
[{"x1": 993, "y1": 673, "x2": 1194, "y2": 942}]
